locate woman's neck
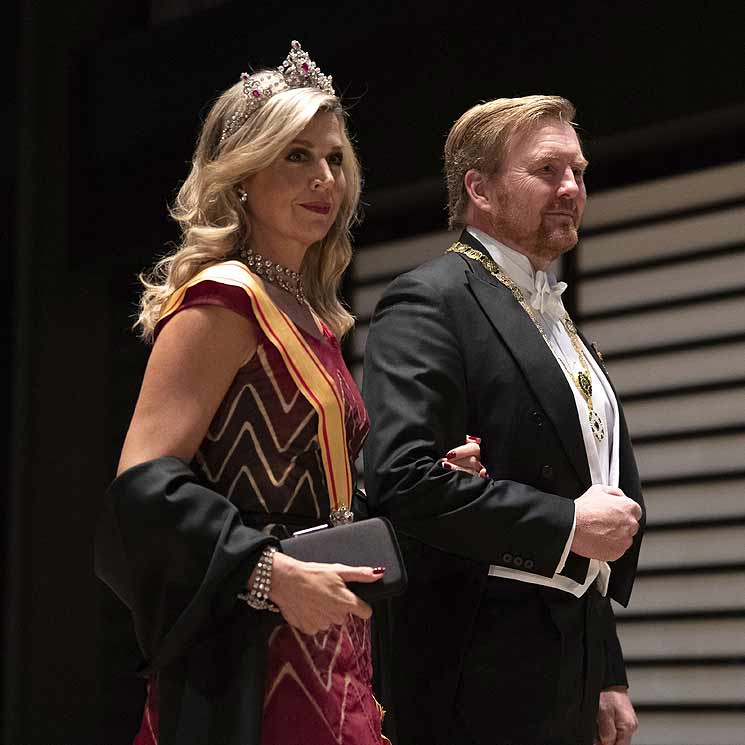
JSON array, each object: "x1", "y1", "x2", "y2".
[{"x1": 245, "y1": 232, "x2": 308, "y2": 273}]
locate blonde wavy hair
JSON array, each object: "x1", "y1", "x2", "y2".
[
  {"x1": 136, "y1": 72, "x2": 362, "y2": 342},
  {"x1": 444, "y1": 95, "x2": 577, "y2": 230}
]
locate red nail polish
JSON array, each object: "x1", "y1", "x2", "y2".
[
  {"x1": 467, "y1": 435, "x2": 481, "y2": 444},
  {"x1": 442, "y1": 461, "x2": 454, "y2": 470},
  {"x1": 373, "y1": 567, "x2": 386, "y2": 574},
  {"x1": 446, "y1": 450, "x2": 456, "y2": 458}
]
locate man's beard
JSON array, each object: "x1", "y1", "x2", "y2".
[
  {"x1": 492, "y1": 191, "x2": 579, "y2": 265},
  {"x1": 534, "y1": 219, "x2": 579, "y2": 262}
]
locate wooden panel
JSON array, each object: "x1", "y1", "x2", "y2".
[
  {"x1": 635, "y1": 711, "x2": 745, "y2": 745},
  {"x1": 579, "y1": 251, "x2": 745, "y2": 315},
  {"x1": 351, "y1": 323, "x2": 369, "y2": 359},
  {"x1": 582, "y1": 295, "x2": 745, "y2": 354},
  {"x1": 351, "y1": 362, "x2": 363, "y2": 388},
  {"x1": 633, "y1": 432, "x2": 745, "y2": 481},
  {"x1": 578, "y1": 204, "x2": 745, "y2": 272},
  {"x1": 607, "y1": 341, "x2": 745, "y2": 395},
  {"x1": 353, "y1": 230, "x2": 452, "y2": 282},
  {"x1": 628, "y1": 665, "x2": 745, "y2": 704},
  {"x1": 638, "y1": 525, "x2": 745, "y2": 569},
  {"x1": 615, "y1": 571, "x2": 745, "y2": 615},
  {"x1": 582, "y1": 160, "x2": 745, "y2": 230},
  {"x1": 353, "y1": 282, "x2": 388, "y2": 321},
  {"x1": 643, "y1": 478, "x2": 745, "y2": 524},
  {"x1": 352, "y1": 231, "x2": 563, "y2": 295},
  {"x1": 618, "y1": 618, "x2": 745, "y2": 659},
  {"x1": 623, "y1": 387, "x2": 745, "y2": 437}
]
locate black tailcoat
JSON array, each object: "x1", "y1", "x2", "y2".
[{"x1": 361, "y1": 231, "x2": 645, "y2": 745}]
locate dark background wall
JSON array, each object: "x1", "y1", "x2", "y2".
[{"x1": 6, "y1": 2, "x2": 745, "y2": 743}]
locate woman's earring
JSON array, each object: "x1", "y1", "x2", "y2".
[{"x1": 237, "y1": 187, "x2": 248, "y2": 203}]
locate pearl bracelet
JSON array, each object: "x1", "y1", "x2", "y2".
[{"x1": 238, "y1": 546, "x2": 280, "y2": 612}]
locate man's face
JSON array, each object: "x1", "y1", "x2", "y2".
[{"x1": 484, "y1": 119, "x2": 587, "y2": 265}]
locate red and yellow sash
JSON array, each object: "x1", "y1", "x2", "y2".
[{"x1": 159, "y1": 260, "x2": 353, "y2": 515}]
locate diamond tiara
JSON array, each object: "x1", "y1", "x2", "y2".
[{"x1": 219, "y1": 40, "x2": 336, "y2": 145}]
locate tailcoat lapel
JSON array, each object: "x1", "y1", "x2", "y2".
[{"x1": 458, "y1": 231, "x2": 592, "y2": 489}]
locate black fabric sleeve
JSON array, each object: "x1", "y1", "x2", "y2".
[
  {"x1": 600, "y1": 596, "x2": 629, "y2": 688},
  {"x1": 95, "y1": 456, "x2": 278, "y2": 671},
  {"x1": 362, "y1": 272, "x2": 575, "y2": 575}
]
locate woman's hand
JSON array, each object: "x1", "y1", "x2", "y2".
[
  {"x1": 441, "y1": 435, "x2": 488, "y2": 478},
  {"x1": 266, "y1": 553, "x2": 384, "y2": 635}
]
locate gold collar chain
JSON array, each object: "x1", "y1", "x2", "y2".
[{"x1": 447, "y1": 241, "x2": 605, "y2": 441}]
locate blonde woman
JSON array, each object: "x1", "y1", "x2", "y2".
[{"x1": 96, "y1": 41, "x2": 484, "y2": 745}]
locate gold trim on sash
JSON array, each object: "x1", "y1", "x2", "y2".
[{"x1": 159, "y1": 261, "x2": 353, "y2": 515}]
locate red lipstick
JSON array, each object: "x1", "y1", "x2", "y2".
[{"x1": 300, "y1": 202, "x2": 331, "y2": 215}]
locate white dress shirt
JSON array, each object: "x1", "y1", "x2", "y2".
[{"x1": 467, "y1": 227, "x2": 620, "y2": 598}]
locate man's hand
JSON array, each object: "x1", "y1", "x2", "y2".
[
  {"x1": 571, "y1": 485, "x2": 642, "y2": 561},
  {"x1": 595, "y1": 686, "x2": 638, "y2": 745}
]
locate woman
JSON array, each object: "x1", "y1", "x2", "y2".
[{"x1": 96, "y1": 41, "x2": 485, "y2": 745}]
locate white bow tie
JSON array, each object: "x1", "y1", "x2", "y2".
[{"x1": 529, "y1": 271, "x2": 567, "y2": 321}]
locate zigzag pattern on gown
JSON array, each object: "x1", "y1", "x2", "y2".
[
  {"x1": 134, "y1": 280, "x2": 385, "y2": 745},
  {"x1": 195, "y1": 337, "x2": 368, "y2": 532}
]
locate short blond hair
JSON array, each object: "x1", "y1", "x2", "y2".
[{"x1": 444, "y1": 95, "x2": 577, "y2": 230}]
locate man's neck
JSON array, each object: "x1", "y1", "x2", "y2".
[
  {"x1": 504, "y1": 242, "x2": 550, "y2": 272},
  {"x1": 465, "y1": 221, "x2": 550, "y2": 272}
]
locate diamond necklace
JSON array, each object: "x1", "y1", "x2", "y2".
[
  {"x1": 446, "y1": 241, "x2": 606, "y2": 442},
  {"x1": 239, "y1": 245, "x2": 306, "y2": 305}
]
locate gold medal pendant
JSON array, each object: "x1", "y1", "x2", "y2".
[
  {"x1": 577, "y1": 371, "x2": 593, "y2": 400},
  {"x1": 589, "y1": 409, "x2": 605, "y2": 441},
  {"x1": 577, "y1": 371, "x2": 605, "y2": 441}
]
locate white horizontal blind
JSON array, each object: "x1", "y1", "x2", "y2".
[{"x1": 578, "y1": 160, "x2": 745, "y2": 745}]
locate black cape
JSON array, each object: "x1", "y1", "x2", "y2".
[{"x1": 95, "y1": 456, "x2": 279, "y2": 745}]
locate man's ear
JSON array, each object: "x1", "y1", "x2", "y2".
[{"x1": 464, "y1": 169, "x2": 493, "y2": 213}]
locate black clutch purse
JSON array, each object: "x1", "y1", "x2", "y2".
[{"x1": 280, "y1": 516, "x2": 407, "y2": 603}]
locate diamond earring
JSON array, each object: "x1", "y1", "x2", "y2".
[{"x1": 237, "y1": 187, "x2": 248, "y2": 203}]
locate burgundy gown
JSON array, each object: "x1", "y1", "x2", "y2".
[{"x1": 133, "y1": 279, "x2": 389, "y2": 745}]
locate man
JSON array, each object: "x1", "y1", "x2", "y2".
[{"x1": 361, "y1": 96, "x2": 645, "y2": 745}]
